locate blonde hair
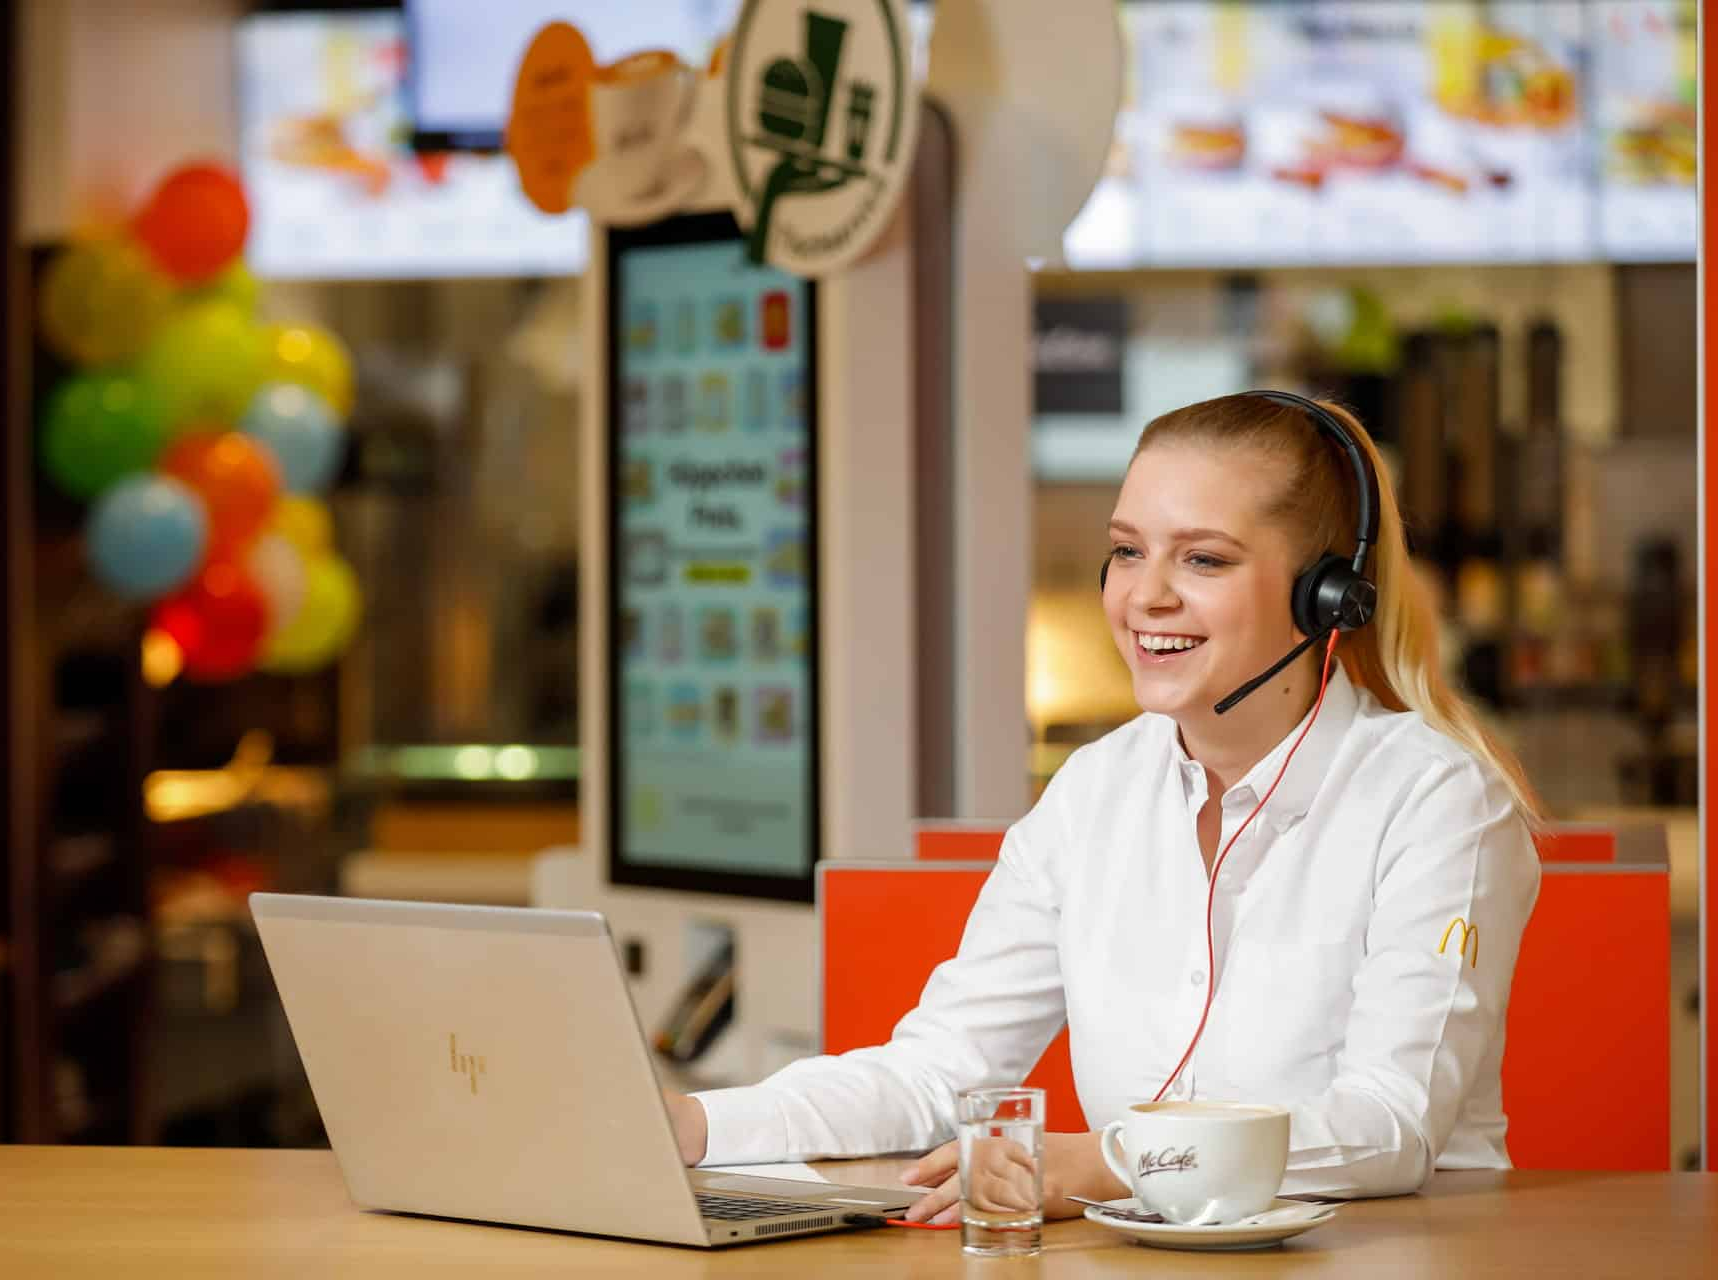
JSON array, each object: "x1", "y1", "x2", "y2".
[{"x1": 1133, "y1": 393, "x2": 1546, "y2": 828}]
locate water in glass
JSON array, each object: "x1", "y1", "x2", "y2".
[{"x1": 958, "y1": 1114, "x2": 1044, "y2": 1256}]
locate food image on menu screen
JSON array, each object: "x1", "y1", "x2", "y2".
[{"x1": 1058, "y1": 0, "x2": 1693, "y2": 267}]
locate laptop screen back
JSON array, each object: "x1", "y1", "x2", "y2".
[{"x1": 252, "y1": 895, "x2": 707, "y2": 1245}]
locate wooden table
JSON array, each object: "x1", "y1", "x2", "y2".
[{"x1": 3, "y1": 1146, "x2": 1714, "y2": 1277}]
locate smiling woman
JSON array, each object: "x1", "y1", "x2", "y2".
[
  {"x1": 663, "y1": 392, "x2": 1547, "y2": 1230},
  {"x1": 1109, "y1": 393, "x2": 1542, "y2": 827}
]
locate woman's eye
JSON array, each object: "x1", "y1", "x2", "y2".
[
  {"x1": 1186, "y1": 553, "x2": 1230, "y2": 570},
  {"x1": 1111, "y1": 544, "x2": 1141, "y2": 560}
]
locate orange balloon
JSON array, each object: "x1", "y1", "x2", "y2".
[
  {"x1": 133, "y1": 163, "x2": 250, "y2": 284},
  {"x1": 159, "y1": 431, "x2": 281, "y2": 551}
]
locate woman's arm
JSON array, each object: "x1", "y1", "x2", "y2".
[
  {"x1": 664, "y1": 1089, "x2": 710, "y2": 1164},
  {"x1": 1283, "y1": 756, "x2": 1541, "y2": 1197},
  {"x1": 683, "y1": 753, "x2": 1099, "y2": 1167},
  {"x1": 690, "y1": 831, "x2": 1070, "y2": 1164}
]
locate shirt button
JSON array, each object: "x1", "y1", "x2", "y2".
[{"x1": 1190, "y1": 970, "x2": 1206, "y2": 988}]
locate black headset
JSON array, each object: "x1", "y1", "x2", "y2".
[{"x1": 1100, "y1": 390, "x2": 1381, "y2": 714}]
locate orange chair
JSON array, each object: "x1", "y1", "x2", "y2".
[
  {"x1": 821, "y1": 862, "x2": 1086, "y2": 1130},
  {"x1": 913, "y1": 821, "x2": 1005, "y2": 861},
  {"x1": 823, "y1": 826, "x2": 1669, "y2": 1171}
]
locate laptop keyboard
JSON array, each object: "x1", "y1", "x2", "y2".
[{"x1": 697, "y1": 1192, "x2": 829, "y2": 1221}]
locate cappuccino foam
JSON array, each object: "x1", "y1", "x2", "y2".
[{"x1": 1130, "y1": 1102, "x2": 1282, "y2": 1121}]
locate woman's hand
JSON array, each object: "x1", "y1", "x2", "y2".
[
  {"x1": 897, "y1": 1130, "x2": 1130, "y2": 1225},
  {"x1": 662, "y1": 1090, "x2": 709, "y2": 1166}
]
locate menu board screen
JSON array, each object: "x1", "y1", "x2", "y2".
[
  {"x1": 1073, "y1": 0, "x2": 1592, "y2": 267},
  {"x1": 1590, "y1": 0, "x2": 1697, "y2": 261},
  {"x1": 1058, "y1": 0, "x2": 1695, "y2": 268},
  {"x1": 237, "y1": 10, "x2": 587, "y2": 279},
  {"x1": 607, "y1": 212, "x2": 819, "y2": 901}
]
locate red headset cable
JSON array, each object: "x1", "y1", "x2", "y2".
[
  {"x1": 886, "y1": 632, "x2": 1343, "y2": 1228},
  {"x1": 1149, "y1": 629, "x2": 1342, "y2": 1104}
]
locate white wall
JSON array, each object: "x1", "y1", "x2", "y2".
[{"x1": 21, "y1": 0, "x2": 244, "y2": 241}]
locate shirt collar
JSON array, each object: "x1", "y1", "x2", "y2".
[{"x1": 1173, "y1": 662, "x2": 1362, "y2": 832}]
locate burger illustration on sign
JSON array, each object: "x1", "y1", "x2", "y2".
[{"x1": 723, "y1": 0, "x2": 918, "y2": 276}]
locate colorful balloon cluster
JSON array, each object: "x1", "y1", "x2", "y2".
[{"x1": 38, "y1": 162, "x2": 362, "y2": 683}]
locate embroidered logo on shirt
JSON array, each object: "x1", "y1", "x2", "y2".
[{"x1": 1438, "y1": 917, "x2": 1479, "y2": 969}]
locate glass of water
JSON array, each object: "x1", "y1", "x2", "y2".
[{"x1": 956, "y1": 1086, "x2": 1045, "y2": 1257}]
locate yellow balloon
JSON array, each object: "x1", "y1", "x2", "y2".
[
  {"x1": 137, "y1": 299, "x2": 266, "y2": 430},
  {"x1": 262, "y1": 324, "x2": 355, "y2": 418},
  {"x1": 39, "y1": 238, "x2": 174, "y2": 366},
  {"x1": 269, "y1": 495, "x2": 333, "y2": 557},
  {"x1": 262, "y1": 552, "x2": 361, "y2": 673},
  {"x1": 185, "y1": 262, "x2": 261, "y2": 316}
]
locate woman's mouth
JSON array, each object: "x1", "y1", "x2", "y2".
[{"x1": 1135, "y1": 632, "x2": 1208, "y2": 664}]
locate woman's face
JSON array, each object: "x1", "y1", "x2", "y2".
[{"x1": 1103, "y1": 442, "x2": 1304, "y2": 720}]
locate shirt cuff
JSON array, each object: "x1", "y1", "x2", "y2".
[{"x1": 691, "y1": 1085, "x2": 791, "y2": 1166}]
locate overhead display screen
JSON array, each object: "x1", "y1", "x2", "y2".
[
  {"x1": 237, "y1": 9, "x2": 587, "y2": 279},
  {"x1": 1057, "y1": 0, "x2": 1695, "y2": 268},
  {"x1": 405, "y1": 0, "x2": 736, "y2": 151}
]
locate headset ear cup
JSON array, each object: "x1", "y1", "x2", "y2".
[
  {"x1": 1294, "y1": 554, "x2": 1376, "y2": 635},
  {"x1": 1340, "y1": 576, "x2": 1378, "y2": 631},
  {"x1": 1099, "y1": 556, "x2": 1109, "y2": 593},
  {"x1": 1292, "y1": 554, "x2": 1346, "y2": 636}
]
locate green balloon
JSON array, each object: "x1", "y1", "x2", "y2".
[
  {"x1": 137, "y1": 299, "x2": 266, "y2": 431},
  {"x1": 39, "y1": 371, "x2": 172, "y2": 500}
]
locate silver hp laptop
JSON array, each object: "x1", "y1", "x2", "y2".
[{"x1": 250, "y1": 893, "x2": 915, "y2": 1247}]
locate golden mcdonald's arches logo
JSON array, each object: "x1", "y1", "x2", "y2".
[
  {"x1": 450, "y1": 1033, "x2": 487, "y2": 1094},
  {"x1": 1438, "y1": 918, "x2": 1479, "y2": 968}
]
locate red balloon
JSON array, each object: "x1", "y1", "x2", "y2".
[
  {"x1": 151, "y1": 559, "x2": 270, "y2": 682},
  {"x1": 159, "y1": 430, "x2": 281, "y2": 551},
  {"x1": 133, "y1": 163, "x2": 250, "y2": 284}
]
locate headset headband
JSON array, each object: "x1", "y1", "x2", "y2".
[{"x1": 1246, "y1": 389, "x2": 1380, "y2": 578}]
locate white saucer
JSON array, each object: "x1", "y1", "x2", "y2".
[
  {"x1": 1084, "y1": 1197, "x2": 1338, "y2": 1252},
  {"x1": 577, "y1": 145, "x2": 708, "y2": 226}
]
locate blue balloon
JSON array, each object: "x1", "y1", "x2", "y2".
[
  {"x1": 241, "y1": 382, "x2": 345, "y2": 494},
  {"x1": 87, "y1": 475, "x2": 208, "y2": 601}
]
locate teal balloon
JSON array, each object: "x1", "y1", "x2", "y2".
[
  {"x1": 40, "y1": 371, "x2": 171, "y2": 500},
  {"x1": 241, "y1": 382, "x2": 344, "y2": 494},
  {"x1": 86, "y1": 475, "x2": 208, "y2": 601}
]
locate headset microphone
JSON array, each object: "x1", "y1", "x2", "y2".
[{"x1": 1212, "y1": 625, "x2": 1335, "y2": 714}]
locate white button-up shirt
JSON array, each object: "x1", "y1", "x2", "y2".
[{"x1": 696, "y1": 666, "x2": 1541, "y2": 1197}]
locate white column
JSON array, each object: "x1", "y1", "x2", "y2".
[
  {"x1": 817, "y1": 207, "x2": 917, "y2": 860},
  {"x1": 947, "y1": 112, "x2": 1032, "y2": 821}
]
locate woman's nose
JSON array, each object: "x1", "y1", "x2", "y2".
[{"x1": 1128, "y1": 558, "x2": 1179, "y2": 611}]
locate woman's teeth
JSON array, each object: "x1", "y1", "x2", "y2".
[{"x1": 1136, "y1": 634, "x2": 1206, "y2": 653}]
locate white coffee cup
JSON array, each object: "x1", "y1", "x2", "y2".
[
  {"x1": 588, "y1": 50, "x2": 697, "y2": 204},
  {"x1": 1099, "y1": 1101, "x2": 1290, "y2": 1225}
]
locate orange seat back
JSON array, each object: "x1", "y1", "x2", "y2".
[
  {"x1": 825, "y1": 826, "x2": 1669, "y2": 1169},
  {"x1": 821, "y1": 864, "x2": 1085, "y2": 1130},
  {"x1": 913, "y1": 824, "x2": 1007, "y2": 861}
]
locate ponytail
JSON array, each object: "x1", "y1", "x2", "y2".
[{"x1": 1314, "y1": 401, "x2": 1547, "y2": 829}]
